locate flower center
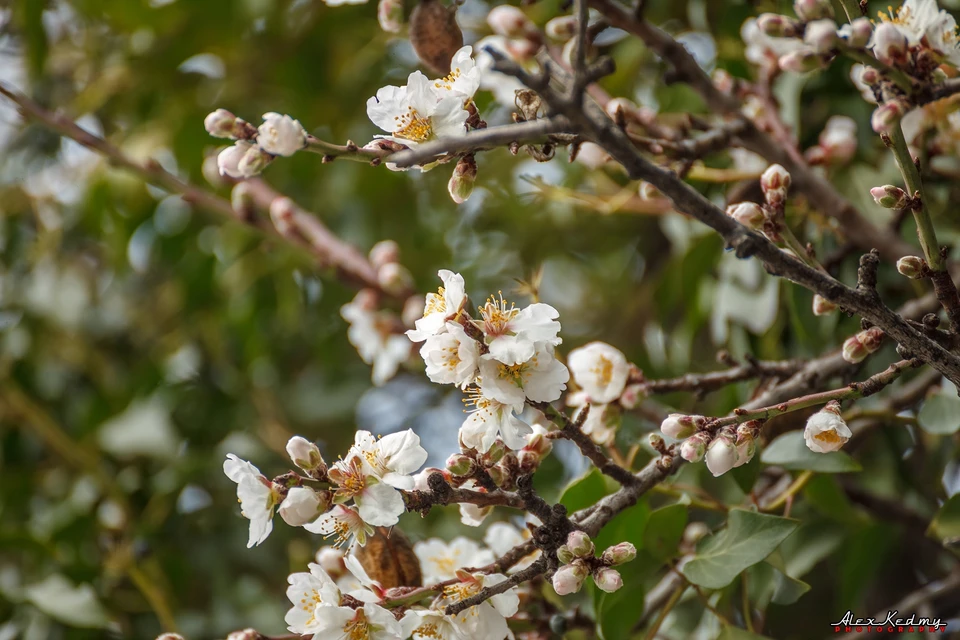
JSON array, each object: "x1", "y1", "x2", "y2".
[
  {"x1": 343, "y1": 609, "x2": 372, "y2": 640},
  {"x1": 462, "y1": 386, "x2": 493, "y2": 414},
  {"x1": 394, "y1": 107, "x2": 434, "y2": 142},
  {"x1": 332, "y1": 458, "x2": 368, "y2": 499},
  {"x1": 814, "y1": 430, "x2": 843, "y2": 444},
  {"x1": 434, "y1": 67, "x2": 463, "y2": 92},
  {"x1": 443, "y1": 581, "x2": 480, "y2": 602},
  {"x1": 480, "y1": 292, "x2": 519, "y2": 337},
  {"x1": 593, "y1": 355, "x2": 614, "y2": 387},
  {"x1": 424, "y1": 287, "x2": 446, "y2": 317},
  {"x1": 414, "y1": 622, "x2": 443, "y2": 638}
]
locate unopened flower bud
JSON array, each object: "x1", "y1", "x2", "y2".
[
  {"x1": 660, "y1": 413, "x2": 704, "y2": 440},
  {"x1": 601, "y1": 542, "x2": 637, "y2": 566},
  {"x1": 793, "y1": 0, "x2": 833, "y2": 21},
  {"x1": 517, "y1": 448, "x2": 540, "y2": 473},
  {"x1": 205, "y1": 109, "x2": 241, "y2": 139},
  {"x1": 524, "y1": 431, "x2": 553, "y2": 457},
  {"x1": 369, "y1": 240, "x2": 400, "y2": 270},
  {"x1": 812, "y1": 294, "x2": 837, "y2": 316},
  {"x1": 804, "y1": 19, "x2": 838, "y2": 54},
  {"x1": 705, "y1": 433, "x2": 738, "y2": 477},
  {"x1": 757, "y1": 13, "x2": 800, "y2": 38},
  {"x1": 552, "y1": 562, "x2": 588, "y2": 595},
  {"x1": 619, "y1": 383, "x2": 647, "y2": 409},
  {"x1": 257, "y1": 113, "x2": 307, "y2": 157},
  {"x1": 648, "y1": 433, "x2": 664, "y2": 450},
  {"x1": 447, "y1": 155, "x2": 477, "y2": 204},
  {"x1": 317, "y1": 546, "x2": 346, "y2": 576},
  {"x1": 377, "y1": 262, "x2": 414, "y2": 296},
  {"x1": 842, "y1": 326, "x2": 884, "y2": 364},
  {"x1": 593, "y1": 567, "x2": 623, "y2": 593},
  {"x1": 481, "y1": 439, "x2": 507, "y2": 466},
  {"x1": 218, "y1": 141, "x2": 254, "y2": 179},
  {"x1": 859, "y1": 65, "x2": 880, "y2": 85},
  {"x1": 487, "y1": 5, "x2": 536, "y2": 39},
  {"x1": 873, "y1": 21, "x2": 908, "y2": 66},
  {"x1": 897, "y1": 255, "x2": 927, "y2": 279},
  {"x1": 566, "y1": 530, "x2": 595, "y2": 558},
  {"x1": 556, "y1": 545, "x2": 575, "y2": 564},
  {"x1": 446, "y1": 453, "x2": 476, "y2": 477},
  {"x1": 804, "y1": 401, "x2": 851, "y2": 452},
  {"x1": 840, "y1": 17, "x2": 872, "y2": 48},
  {"x1": 279, "y1": 487, "x2": 329, "y2": 527},
  {"x1": 870, "y1": 185, "x2": 907, "y2": 209},
  {"x1": 270, "y1": 196, "x2": 296, "y2": 236},
  {"x1": 680, "y1": 433, "x2": 709, "y2": 463},
  {"x1": 726, "y1": 202, "x2": 766, "y2": 229},
  {"x1": 546, "y1": 15, "x2": 577, "y2": 41},
  {"x1": 779, "y1": 49, "x2": 823, "y2": 73},
  {"x1": 377, "y1": 0, "x2": 404, "y2": 33},
  {"x1": 286, "y1": 436, "x2": 324, "y2": 472},
  {"x1": 733, "y1": 433, "x2": 757, "y2": 468},
  {"x1": 237, "y1": 143, "x2": 273, "y2": 177},
  {"x1": 760, "y1": 164, "x2": 791, "y2": 205}
]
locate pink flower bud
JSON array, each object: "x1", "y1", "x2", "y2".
[
  {"x1": 286, "y1": 436, "x2": 324, "y2": 472},
  {"x1": 447, "y1": 155, "x2": 477, "y2": 204},
  {"x1": 680, "y1": 433, "x2": 709, "y2": 463},
  {"x1": 726, "y1": 202, "x2": 767, "y2": 229},
  {"x1": 205, "y1": 109, "x2": 240, "y2": 139},
  {"x1": 859, "y1": 65, "x2": 880, "y2": 85},
  {"x1": 760, "y1": 164, "x2": 791, "y2": 198},
  {"x1": 593, "y1": 567, "x2": 624, "y2": 593},
  {"x1": 660, "y1": 413, "x2": 704, "y2": 439},
  {"x1": 870, "y1": 185, "x2": 907, "y2": 209},
  {"x1": 545, "y1": 15, "x2": 577, "y2": 41},
  {"x1": 897, "y1": 255, "x2": 926, "y2": 279},
  {"x1": 552, "y1": 562, "x2": 588, "y2": 595},
  {"x1": 705, "y1": 434, "x2": 738, "y2": 477},
  {"x1": 446, "y1": 453, "x2": 476, "y2": 477},
  {"x1": 778, "y1": 49, "x2": 823, "y2": 73},
  {"x1": 278, "y1": 487, "x2": 328, "y2": 527},
  {"x1": 872, "y1": 22, "x2": 908, "y2": 66},
  {"x1": 842, "y1": 327, "x2": 884, "y2": 364},
  {"x1": 377, "y1": 0, "x2": 404, "y2": 33},
  {"x1": 804, "y1": 19, "x2": 838, "y2": 54},
  {"x1": 601, "y1": 542, "x2": 637, "y2": 566},
  {"x1": 840, "y1": 17, "x2": 872, "y2": 48},
  {"x1": 793, "y1": 0, "x2": 833, "y2": 21},
  {"x1": 812, "y1": 294, "x2": 837, "y2": 316},
  {"x1": 487, "y1": 5, "x2": 536, "y2": 39},
  {"x1": 566, "y1": 530, "x2": 595, "y2": 558},
  {"x1": 757, "y1": 13, "x2": 800, "y2": 38}
]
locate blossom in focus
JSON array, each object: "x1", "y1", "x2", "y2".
[
  {"x1": 284, "y1": 563, "x2": 342, "y2": 636},
  {"x1": 351, "y1": 429, "x2": 428, "y2": 490},
  {"x1": 279, "y1": 487, "x2": 330, "y2": 527},
  {"x1": 875, "y1": 0, "x2": 960, "y2": 66},
  {"x1": 223, "y1": 454, "x2": 280, "y2": 548},
  {"x1": 477, "y1": 293, "x2": 561, "y2": 366},
  {"x1": 478, "y1": 342, "x2": 570, "y2": 405},
  {"x1": 257, "y1": 113, "x2": 308, "y2": 157},
  {"x1": 367, "y1": 71, "x2": 469, "y2": 149},
  {"x1": 567, "y1": 341, "x2": 630, "y2": 404},
  {"x1": 459, "y1": 386, "x2": 531, "y2": 452},
  {"x1": 432, "y1": 46, "x2": 481, "y2": 102},
  {"x1": 305, "y1": 603, "x2": 407, "y2": 640},
  {"x1": 304, "y1": 504, "x2": 374, "y2": 548},
  {"x1": 414, "y1": 537, "x2": 495, "y2": 584},
  {"x1": 405, "y1": 270, "x2": 467, "y2": 342},
  {"x1": 704, "y1": 433, "x2": 739, "y2": 477},
  {"x1": 438, "y1": 572, "x2": 520, "y2": 639},
  {"x1": 804, "y1": 402, "x2": 852, "y2": 453},
  {"x1": 419, "y1": 322, "x2": 480, "y2": 387}
]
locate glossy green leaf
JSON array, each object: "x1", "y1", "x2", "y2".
[
  {"x1": 761, "y1": 431, "x2": 861, "y2": 473},
  {"x1": 918, "y1": 391, "x2": 960, "y2": 435},
  {"x1": 559, "y1": 469, "x2": 611, "y2": 514},
  {"x1": 643, "y1": 503, "x2": 688, "y2": 561}
]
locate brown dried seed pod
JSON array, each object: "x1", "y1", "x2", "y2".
[
  {"x1": 408, "y1": 0, "x2": 463, "y2": 75},
  {"x1": 352, "y1": 526, "x2": 423, "y2": 589}
]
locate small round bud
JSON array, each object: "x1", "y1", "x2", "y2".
[
  {"x1": 660, "y1": 413, "x2": 704, "y2": 440},
  {"x1": 804, "y1": 401, "x2": 851, "y2": 453},
  {"x1": 205, "y1": 109, "x2": 239, "y2": 139},
  {"x1": 556, "y1": 545, "x2": 575, "y2": 565},
  {"x1": 486, "y1": 464, "x2": 506, "y2": 488},
  {"x1": 566, "y1": 530, "x2": 595, "y2": 558},
  {"x1": 648, "y1": 433, "x2": 664, "y2": 450},
  {"x1": 552, "y1": 562, "x2": 588, "y2": 595},
  {"x1": 897, "y1": 255, "x2": 927, "y2": 279},
  {"x1": 368, "y1": 240, "x2": 400, "y2": 270},
  {"x1": 726, "y1": 202, "x2": 766, "y2": 229},
  {"x1": 778, "y1": 49, "x2": 824, "y2": 73},
  {"x1": 870, "y1": 185, "x2": 907, "y2": 209},
  {"x1": 812, "y1": 294, "x2": 837, "y2": 316},
  {"x1": 619, "y1": 383, "x2": 648, "y2": 409},
  {"x1": 286, "y1": 436, "x2": 324, "y2": 472},
  {"x1": 218, "y1": 141, "x2": 255, "y2": 179},
  {"x1": 803, "y1": 19, "x2": 838, "y2": 54},
  {"x1": 447, "y1": 155, "x2": 477, "y2": 204},
  {"x1": 237, "y1": 143, "x2": 273, "y2": 177},
  {"x1": 278, "y1": 486, "x2": 329, "y2": 527},
  {"x1": 481, "y1": 439, "x2": 507, "y2": 466},
  {"x1": 859, "y1": 66, "x2": 881, "y2": 85},
  {"x1": 545, "y1": 15, "x2": 577, "y2": 41},
  {"x1": 593, "y1": 567, "x2": 624, "y2": 593},
  {"x1": 601, "y1": 542, "x2": 637, "y2": 566},
  {"x1": 487, "y1": 5, "x2": 536, "y2": 39},
  {"x1": 757, "y1": 13, "x2": 800, "y2": 38},
  {"x1": 680, "y1": 433, "x2": 709, "y2": 463},
  {"x1": 377, "y1": 0, "x2": 404, "y2": 33},
  {"x1": 793, "y1": 0, "x2": 833, "y2": 21},
  {"x1": 705, "y1": 433, "x2": 738, "y2": 477},
  {"x1": 841, "y1": 326, "x2": 884, "y2": 364},
  {"x1": 760, "y1": 164, "x2": 792, "y2": 207},
  {"x1": 446, "y1": 453, "x2": 477, "y2": 477},
  {"x1": 873, "y1": 21, "x2": 908, "y2": 66},
  {"x1": 517, "y1": 448, "x2": 540, "y2": 473},
  {"x1": 840, "y1": 17, "x2": 872, "y2": 48},
  {"x1": 317, "y1": 546, "x2": 346, "y2": 576}
]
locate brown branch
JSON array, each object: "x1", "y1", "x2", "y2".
[
  {"x1": 0, "y1": 84, "x2": 392, "y2": 296},
  {"x1": 643, "y1": 358, "x2": 806, "y2": 395},
  {"x1": 402, "y1": 473, "x2": 526, "y2": 514},
  {"x1": 443, "y1": 556, "x2": 550, "y2": 616}
]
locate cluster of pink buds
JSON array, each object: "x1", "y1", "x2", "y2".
[
  {"x1": 206, "y1": 109, "x2": 308, "y2": 179},
  {"x1": 487, "y1": 5, "x2": 541, "y2": 61},
  {"x1": 842, "y1": 326, "x2": 885, "y2": 364},
  {"x1": 663, "y1": 415, "x2": 760, "y2": 477},
  {"x1": 552, "y1": 530, "x2": 635, "y2": 596},
  {"x1": 450, "y1": 427, "x2": 552, "y2": 490}
]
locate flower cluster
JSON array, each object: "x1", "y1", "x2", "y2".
[
  {"x1": 566, "y1": 341, "x2": 646, "y2": 445},
  {"x1": 408, "y1": 270, "x2": 569, "y2": 455},
  {"x1": 551, "y1": 530, "x2": 636, "y2": 596},
  {"x1": 206, "y1": 110, "x2": 308, "y2": 179},
  {"x1": 660, "y1": 415, "x2": 759, "y2": 477}
]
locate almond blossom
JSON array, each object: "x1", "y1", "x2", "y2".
[
  {"x1": 405, "y1": 270, "x2": 467, "y2": 342},
  {"x1": 478, "y1": 343, "x2": 569, "y2": 405},
  {"x1": 257, "y1": 112, "x2": 307, "y2": 157},
  {"x1": 419, "y1": 322, "x2": 480, "y2": 387},
  {"x1": 477, "y1": 293, "x2": 561, "y2": 366},
  {"x1": 367, "y1": 71, "x2": 469, "y2": 150},
  {"x1": 413, "y1": 536, "x2": 495, "y2": 584},
  {"x1": 306, "y1": 603, "x2": 407, "y2": 640},
  {"x1": 404, "y1": 609, "x2": 465, "y2": 640},
  {"x1": 459, "y1": 386, "x2": 531, "y2": 452},
  {"x1": 284, "y1": 563, "x2": 343, "y2": 636},
  {"x1": 567, "y1": 341, "x2": 630, "y2": 404},
  {"x1": 223, "y1": 454, "x2": 280, "y2": 548},
  {"x1": 351, "y1": 429, "x2": 428, "y2": 490},
  {"x1": 327, "y1": 456, "x2": 404, "y2": 527},
  {"x1": 431, "y1": 46, "x2": 481, "y2": 102},
  {"x1": 305, "y1": 504, "x2": 374, "y2": 548},
  {"x1": 436, "y1": 572, "x2": 520, "y2": 639},
  {"x1": 875, "y1": 0, "x2": 960, "y2": 66}
]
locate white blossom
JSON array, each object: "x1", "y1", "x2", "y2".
[
  {"x1": 351, "y1": 429, "x2": 429, "y2": 490},
  {"x1": 804, "y1": 407, "x2": 852, "y2": 453},
  {"x1": 419, "y1": 322, "x2": 480, "y2": 387},
  {"x1": 414, "y1": 537, "x2": 495, "y2": 584},
  {"x1": 406, "y1": 270, "x2": 467, "y2": 342},
  {"x1": 704, "y1": 435, "x2": 738, "y2": 477},
  {"x1": 478, "y1": 343, "x2": 569, "y2": 405},
  {"x1": 257, "y1": 112, "x2": 307, "y2": 157},
  {"x1": 285, "y1": 563, "x2": 342, "y2": 635},
  {"x1": 328, "y1": 456, "x2": 405, "y2": 527},
  {"x1": 279, "y1": 487, "x2": 328, "y2": 527},
  {"x1": 305, "y1": 603, "x2": 407, "y2": 640},
  {"x1": 432, "y1": 46, "x2": 481, "y2": 102},
  {"x1": 223, "y1": 454, "x2": 280, "y2": 548},
  {"x1": 567, "y1": 341, "x2": 630, "y2": 404},
  {"x1": 404, "y1": 609, "x2": 464, "y2": 640},
  {"x1": 218, "y1": 141, "x2": 256, "y2": 178},
  {"x1": 459, "y1": 387, "x2": 531, "y2": 452},
  {"x1": 438, "y1": 572, "x2": 519, "y2": 639},
  {"x1": 305, "y1": 504, "x2": 374, "y2": 548},
  {"x1": 478, "y1": 294, "x2": 561, "y2": 366},
  {"x1": 876, "y1": 0, "x2": 960, "y2": 65},
  {"x1": 367, "y1": 71, "x2": 469, "y2": 149}
]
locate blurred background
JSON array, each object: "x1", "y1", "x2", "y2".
[{"x1": 3, "y1": 0, "x2": 960, "y2": 638}]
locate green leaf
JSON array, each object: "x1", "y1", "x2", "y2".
[
  {"x1": 24, "y1": 575, "x2": 112, "y2": 628},
  {"x1": 918, "y1": 390, "x2": 960, "y2": 435},
  {"x1": 839, "y1": 523, "x2": 897, "y2": 606},
  {"x1": 593, "y1": 555, "x2": 654, "y2": 640},
  {"x1": 780, "y1": 520, "x2": 846, "y2": 578},
  {"x1": 803, "y1": 475, "x2": 858, "y2": 521},
  {"x1": 681, "y1": 509, "x2": 799, "y2": 589},
  {"x1": 559, "y1": 469, "x2": 611, "y2": 514},
  {"x1": 764, "y1": 552, "x2": 812, "y2": 605},
  {"x1": 761, "y1": 431, "x2": 862, "y2": 473},
  {"x1": 928, "y1": 494, "x2": 960, "y2": 544},
  {"x1": 643, "y1": 504, "x2": 688, "y2": 561},
  {"x1": 717, "y1": 627, "x2": 774, "y2": 640}
]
